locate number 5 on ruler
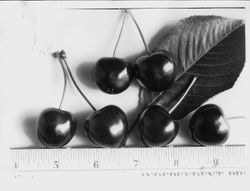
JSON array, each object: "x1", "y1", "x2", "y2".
[{"x1": 53, "y1": 161, "x2": 59, "y2": 169}]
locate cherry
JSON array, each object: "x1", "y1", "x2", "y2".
[
  {"x1": 189, "y1": 104, "x2": 230, "y2": 146},
  {"x1": 37, "y1": 52, "x2": 77, "y2": 148},
  {"x1": 127, "y1": 11, "x2": 175, "y2": 92},
  {"x1": 55, "y1": 50, "x2": 128, "y2": 148},
  {"x1": 120, "y1": 76, "x2": 197, "y2": 147},
  {"x1": 94, "y1": 57, "x2": 133, "y2": 94},
  {"x1": 85, "y1": 105, "x2": 128, "y2": 147},
  {"x1": 135, "y1": 51, "x2": 175, "y2": 91},
  {"x1": 139, "y1": 105, "x2": 178, "y2": 147},
  {"x1": 37, "y1": 108, "x2": 77, "y2": 148},
  {"x1": 94, "y1": 11, "x2": 133, "y2": 94}
]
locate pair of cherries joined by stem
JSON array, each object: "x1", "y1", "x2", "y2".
[
  {"x1": 37, "y1": 50, "x2": 128, "y2": 148},
  {"x1": 93, "y1": 10, "x2": 175, "y2": 94}
]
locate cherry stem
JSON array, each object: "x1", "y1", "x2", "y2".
[
  {"x1": 113, "y1": 10, "x2": 127, "y2": 57},
  {"x1": 58, "y1": 56, "x2": 68, "y2": 110},
  {"x1": 169, "y1": 76, "x2": 197, "y2": 114},
  {"x1": 127, "y1": 10, "x2": 151, "y2": 55},
  {"x1": 54, "y1": 50, "x2": 97, "y2": 112},
  {"x1": 120, "y1": 76, "x2": 197, "y2": 147},
  {"x1": 226, "y1": 116, "x2": 246, "y2": 120}
]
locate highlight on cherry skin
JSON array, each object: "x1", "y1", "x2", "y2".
[
  {"x1": 93, "y1": 11, "x2": 133, "y2": 94},
  {"x1": 189, "y1": 104, "x2": 230, "y2": 146}
]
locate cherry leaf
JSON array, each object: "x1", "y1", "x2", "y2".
[{"x1": 140, "y1": 15, "x2": 245, "y2": 119}]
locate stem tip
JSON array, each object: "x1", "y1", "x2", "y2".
[{"x1": 52, "y1": 50, "x2": 66, "y2": 59}]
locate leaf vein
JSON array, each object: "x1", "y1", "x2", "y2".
[{"x1": 185, "y1": 65, "x2": 243, "y2": 77}]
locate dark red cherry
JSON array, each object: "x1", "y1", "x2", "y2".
[
  {"x1": 94, "y1": 57, "x2": 133, "y2": 94},
  {"x1": 134, "y1": 51, "x2": 175, "y2": 92},
  {"x1": 138, "y1": 105, "x2": 178, "y2": 147},
  {"x1": 189, "y1": 104, "x2": 230, "y2": 146},
  {"x1": 37, "y1": 108, "x2": 77, "y2": 148},
  {"x1": 84, "y1": 105, "x2": 128, "y2": 148}
]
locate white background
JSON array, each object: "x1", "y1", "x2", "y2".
[{"x1": 0, "y1": 1, "x2": 249, "y2": 190}]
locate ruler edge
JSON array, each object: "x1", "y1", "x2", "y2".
[{"x1": 9, "y1": 145, "x2": 248, "y2": 172}]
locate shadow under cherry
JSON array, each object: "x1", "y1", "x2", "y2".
[
  {"x1": 22, "y1": 115, "x2": 43, "y2": 148},
  {"x1": 177, "y1": 115, "x2": 197, "y2": 145},
  {"x1": 72, "y1": 110, "x2": 96, "y2": 148},
  {"x1": 76, "y1": 62, "x2": 96, "y2": 89}
]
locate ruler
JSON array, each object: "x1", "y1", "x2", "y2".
[{"x1": 9, "y1": 145, "x2": 247, "y2": 177}]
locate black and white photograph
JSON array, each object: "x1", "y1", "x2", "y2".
[{"x1": 0, "y1": 1, "x2": 249, "y2": 190}]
